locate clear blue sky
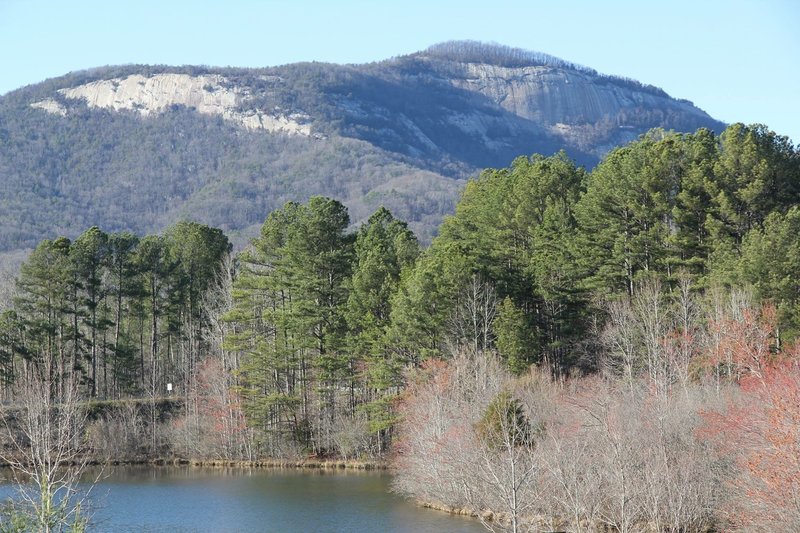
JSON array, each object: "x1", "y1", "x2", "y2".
[{"x1": 1, "y1": 0, "x2": 798, "y2": 143}]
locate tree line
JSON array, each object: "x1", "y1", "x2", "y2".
[
  {"x1": 0, "y1": 122, "x2": 797, "y2": 459},
  {"x1": 0, "y1": 222, "x2": 231, "y2": 400},
  {"x1": 391, "y1": 123, "x2": 800, "y2": 374}
]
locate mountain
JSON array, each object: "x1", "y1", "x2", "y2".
[{"x1": 0, "y1": 40, "x2": 724, "y2": 254}]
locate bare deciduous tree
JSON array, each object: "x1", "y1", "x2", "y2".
[
  {"x1": 471, "y1": 391, "x2": 542, "y2": 533},
  {"x1": 394, "y1": 350, "x2": 722, "y2": 533},
  {"x1": 0, "y1": 364, "x2": 97, "y2": 532},
  {"x1": 633, "y1": 279, "x2": 670, "y2": 393},
  {"x1": 600, "y1": 298, "x2": 641, "y2": 389},
  {"x1": 393, "y1": 352, "x2": 506, "y2": 512},
  {"x1": 446, "y1": 276, "x2": 497, "y2": 356},
  {"x1": 86, "y1": 401, "x2": 145, "y2": 461}
]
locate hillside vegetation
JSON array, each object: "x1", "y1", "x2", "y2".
[
  {"x1": 1, "y1": 122, "x2": 799, "y2": 530},
  {"x1": 0, "y1": 41, "x2": 724, "y2": 255}
]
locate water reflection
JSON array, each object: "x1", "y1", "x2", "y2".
[{"x1": 2, "y1": 466, "x2": 484, "y2": 533}]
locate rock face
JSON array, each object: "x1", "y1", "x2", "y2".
[
  {"x1": 59, "y1": 74, "x2": 236, "y2": 116},
  {"x1": 30, "y1": 98, "x2": 67, "y2": 116},
  {"x1": 1, "y1": 41, "x2": 725, "y2": 254},
  {"x1": 393, "y1": 50, "x2": 716, "y2": 158},
  {"x1": 450, "y1": 62, "x2": 669, "y2": 125},
  {"x1": 455, "y1": 61, "x2": 652, "y2": 151},
  {"x1": 37, "y1": 73, "x2": 312, "y2": 136}
]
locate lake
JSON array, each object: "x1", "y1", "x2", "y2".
[{"x1": 3, "y1": 466, "x2": 486, "y2": 533}]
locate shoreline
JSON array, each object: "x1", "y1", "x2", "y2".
[
  {"x1": 87, "y1": 457, "x2": 388, "y2": 470},
  {"x1": 418, "y1": 501, "x2": 491, "y2": 521},
  {"x1": 418, "y1": 500, "x2": 527, "y2": 529}
]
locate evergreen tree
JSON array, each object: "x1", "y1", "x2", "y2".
[
  {"x1": 164, "y1": 221, "x2": 231, "y2": 390},
  {"x1": 132, "y1": 235, "x2": 176, "y2": 391},
  {"x1": 738, "y1": 207, "x2": 800, "y2": 342},
  {"x1": 391, "y1": 151, "x2": 586, "y2": 367},
  {"x1": 709, "y1": 123, "x2": 800, "y2": 248},
  {"x1": 575, "y1": 131, "x2": 681, "y2": 295},
  {"x1": 494, "y1": 297, "x2": 533, "y2": 374},
  {"x1": 15, "y1": 238, "x2": 75, "y2": 385},
  {"x1": 106, "y1": 231, "x2": 140, "y2": 396},
  {"x1": 345, "y1": 207, "x2": 419, "y2": 448},
  {"x1": 70, "y1": 226, "x2": 109, "y2": 396},
  {"x1": 228, "y1": 198, "x2": 354, "y2": 454},
  {"x1": 669, "y1": 128, "x2": 718, "y2": 281}
]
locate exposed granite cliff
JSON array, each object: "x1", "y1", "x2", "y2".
[
  {"x1": 405, "y1": 46, "x2": 718, "y2": 157},
  {"x1": 34, "y1": 73, "x2": 312, "y2": 135}
]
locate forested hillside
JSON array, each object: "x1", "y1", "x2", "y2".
[
  {"x1": 0, "y1": 41, "x2": 724, "y2": 256},
  {"x1": 1, "y1": 122, "x2": 798, "y2": 530}
]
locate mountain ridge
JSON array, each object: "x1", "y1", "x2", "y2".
[{"x1": 0, "y1": 41, "x2": 726, "y2": 255}]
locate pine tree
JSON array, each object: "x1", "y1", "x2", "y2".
[
  {"x1": 345, "y1": 207, "x2": 419, "y2": 449},
  {"x1": 228, "y1": 198, "x2": 354, "y2": 454},
  {"x1": 15, "y1": 238, "x2": 75, "y2": 387},
  {"x1": 70, "y1": 226, "x2": 109, "y2": 397},
  {"x1": 106, "y1": 231, "x2": 140, "y2": 396},
  {"x1": 494, "y1": 297, "x2": 533, "y2": 374}
]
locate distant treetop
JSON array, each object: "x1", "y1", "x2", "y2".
[
  {"x1": 416, "y1": 40, "x2": 669, "y2": 98},
  {"x1": 419, "y1": 40, "x2": 594, "y2": 71}
]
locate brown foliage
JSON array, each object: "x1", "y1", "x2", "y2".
[
  {"x1": 393, "y1": 353, "x2": 721, "y2": 532},
  {"x1": 700, "y1": 359, "x2": 800, "y2": 531},
  {"x1": 705, "y1": 304, "x2": 777, "y2": 381}
]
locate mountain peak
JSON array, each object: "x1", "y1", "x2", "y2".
[
  {"x1": 413, "y1": 40, "x2": 668, "y2": 99},
  {"x1": 417, "y1": 40, "x2": 594, "y2": 72}
]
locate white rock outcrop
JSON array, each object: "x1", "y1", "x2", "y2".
[
  {"x1": 30, "y1": 98, "x2": 68, "y2": 116},
  {"x1": 31, "y1": 73, "x2": 311, "y2": 136},
  {"x1": 447, "y1": 62, "x2": 693, "y2": 127}
]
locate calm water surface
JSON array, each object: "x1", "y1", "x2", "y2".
[{"x1": 12, "y1": 466, "x2": 485, "y2": 533}]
